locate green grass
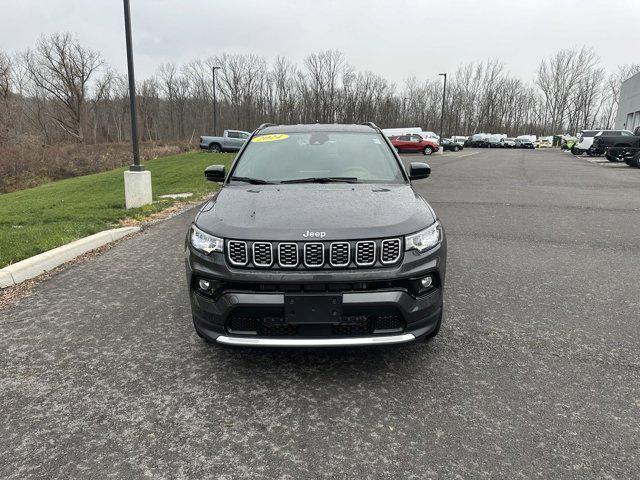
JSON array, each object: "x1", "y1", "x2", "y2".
[{"x1": 0, "y1": 151, "x2": 234, "y2": 268}]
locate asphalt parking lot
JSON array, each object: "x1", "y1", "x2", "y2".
[{"x1": 1, "y1": 148, "x2": 639, "y2": 479}]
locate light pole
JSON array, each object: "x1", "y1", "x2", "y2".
[
  {"x1": 438, "y1": 73, "x2": 447, "y2": 140},
  {"x1": 402, "y1": 97, "x2": 408, "y2": 127},
  {"x1": 211, "y1": 66, "x2": 220, "y2": 135},
  {"x1": 122, "y1": 0, "x2": 152, "y2": 209}
]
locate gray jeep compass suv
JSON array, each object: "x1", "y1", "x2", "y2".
[{"x1": 185, "y1": 123, "x2": 446, "y2": 347}]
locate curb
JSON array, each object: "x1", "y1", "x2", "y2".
[{"x1": 0, "y1": 227, "x2": 141, "y2": 288}]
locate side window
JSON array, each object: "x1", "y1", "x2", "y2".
[
  {"x1": 239, "y1": 132, "x2": 250, "y2": 139},
  {"x1": 410, "y1": 135, "x2": 421, "y2": 142},
  {"x1": 227, "y1": 131, "x2": 240, "y2": 139},
  {"x1": 398, "y1": 135, "x2": 410, "y2": 141},
  {"x1": 621, "y1": 131, "x2": 633, "y2": 136}
]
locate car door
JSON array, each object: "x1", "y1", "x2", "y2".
[
  {"x1": 395, "y1": 135, "x2": 411, "y2": 152},
  {"x1": 236, "y1": 132, "x2": 250, "y2": 150},
  {"x1": 226, "y1": 131, "x2": 243, "y2": 151},
  {"x1": 409, "y1": 134, "x2": 423, "y2": 152}
]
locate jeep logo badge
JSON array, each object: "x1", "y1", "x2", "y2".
[{"x1": 303, "y1": 230, "x2": 326, "y2": 239}]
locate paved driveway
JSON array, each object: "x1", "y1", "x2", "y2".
[{"x1": 1, "y1": 148, "x2": 639, "y2": 479}]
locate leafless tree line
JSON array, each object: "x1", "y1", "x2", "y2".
[{"x1": 1, "y1": 33, "x2": 639, "y2": 149}]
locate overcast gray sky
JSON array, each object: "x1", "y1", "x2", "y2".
[{"x1": 2, "y1": 0, "x2": 639, "y2": 85}]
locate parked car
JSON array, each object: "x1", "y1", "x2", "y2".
[
  {"x1": 590, "y1": 127, "x2": 639, "y2": 161},
  {"x1": 451, "y1": 135, "x2": 468, "y2": 145},
  {"x1": 571, "y1": 129, "x2": 605, "y2": 156},
  {"x1": 488, "y1": 135, "x2": 506, "y2": 148},
  {"x1": 465, "y1": 133, "x2": 490, "y2": 148},
  {"x1": 382, "y1": 128, "x2": 439, "y2": 142},
  {"x1": 561, "y1": 136, "x2": 577, "y2": 150},
  {"x1": 187, "y1": 122, "x2": 446, "y2": 347},
  {"x1": 538, "y1": 137, "x2": 553, "y2": 148},
  {"x1": 416, "y1": 131, "x2": 440, "y2": 142},
  {"x1": 515, "y1": 138, "x2": 535, "y2": 149},
  {"x1": 503, "y1": 138, "x2": 516, "y2": 148},
  {"x1": 440, "y1": 138, "x2": 464, "y2": 152},
  {"x1": 200, "y1": 130, "x2": 251, "y2": 153},
  {"x1": 516, "y1": 135, "x2": 537, "y2": 143},
  {"x1": 625, "y1": 149, "x2": 640, "y2": 168},
  {"x1": 391, "y1": 134, "x2": 440, "y2": 155}
]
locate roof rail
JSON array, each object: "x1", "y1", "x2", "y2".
[
  {"x1": 256, "y1": 123, "x2": 277, "y2": 131},
  {"x1": 360, "y1": 122, "x2": 380, "y2": 131}
]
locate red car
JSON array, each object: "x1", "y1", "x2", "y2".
[{"x1": 390, "y1": 134, "x2": 439, "y2": 155}]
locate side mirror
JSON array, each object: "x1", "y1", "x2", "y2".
[
  {"x1": 204, "y1": 165, "x2": 225, "y2": 182},
  {"x1": 409, "y1": 162, "x2": 430, "y2": 180}
]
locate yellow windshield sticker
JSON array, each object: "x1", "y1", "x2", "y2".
[{"x1": 252, "y1": 134, "x2": 289, "y2": 143}]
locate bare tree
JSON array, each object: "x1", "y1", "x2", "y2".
[
  {"x1": 4, "y1": 34, "x2": 640, "y2": 154},
  {"x1": 536, "y1": 47, "x2": 600, "y2": 133},
  {"x1": 24, "y1": 33, "x2": 102, "y2": 141},
  {"x1": 0, "y1": 51, "x2": 10, "y2": 100}
]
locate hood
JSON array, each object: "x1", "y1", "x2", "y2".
[{"x1": 195, "y1": 184, "x2": 435, "y2": 241}]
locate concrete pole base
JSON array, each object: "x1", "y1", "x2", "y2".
[{"x1": 124, "y1": 170, "x2": 153, "y2": 209}]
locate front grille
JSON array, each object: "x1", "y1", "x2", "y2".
[
  {"x1": 330, "y1": 242, "x2": 350, "y2": 267},
  {"x1": 278, "y1": 243, "x2": 298, "y2": 268},
  {"x1": 261, "y1": 323, "x2": 298, "y2": 336},
  {"x1": 226, "y1": 308, "x2": 405, "y2": 338},
  {"x1": 355, "y1": 241, "x2": 376, "y2": 266},
  {"x1": 304, "y1": 243, "x2": 324, "y2": 268},
  {"x1": 373, "y1": 314, "x2": 404, "y2": 332},
  {"x1": 227, "y1": 315, "x2": 258, "y2": 333},
  {"x1": 228, "y1": 241, "x2": 248, "y2": 266},
  {"x1": 333, "y1": 321, "x2": 372, "y2": 336},
  {"x1": 252, "y1": 242, "x2": 273, "y2": 267},
  {"x1": 225, "y1": 237, "x2": 404, "y2": 269},
  {"x1": 381, "y1": 238, "x2": 402, "y2": 265}
]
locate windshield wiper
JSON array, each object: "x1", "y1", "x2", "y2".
[
  {"x1": 280, "y1": 177, "x2": 360, "y2": 184},
  {"x1": 229, "y1": 176, "x2": 274, "y2": 185}
]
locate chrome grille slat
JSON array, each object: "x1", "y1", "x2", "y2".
[
  {"x1": 252, "y1": 242, "x2": 273, "y2": 268},
  {"x1": 355, "y1": 241, "x2": 376, "y2": 266},
  {"x1": 381, "y1": 238, "x2": 402, "y2": 265},
  {"x1": 330, "y1": 242, "x2": 350, "y2": 267},
  {"x1": 227, "y1": 240, "x2": 248, "y2": 266},
  {"x1": 303, "y1": 243, "x2": 324, "y2": 268},
  {"x1": 226, "y1": 239, "x2": 399, "y2": 269},
  {"x1": 278, "y1": 243, "x2": 299, "y2": 268}
]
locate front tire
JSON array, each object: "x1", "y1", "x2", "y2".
[
  {"x1": 625, "y1": 151, "x2": 640, "y2": 168},
  {"x1": 571, "y1": 146, "x2": 584, "y2": 156},
  {"x1": 423, "y1": 146, "x2": 433, "y2": 155},
  {"x1": 605, "y1": 152, "x2": 624, "y2": 162},
  {"x1": 453, "y1": 146, "x2": 460, "y2": 152}
]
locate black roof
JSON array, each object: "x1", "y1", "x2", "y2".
[{"x1": 258, "y1": 123, "x2": 378, "y2": 134}]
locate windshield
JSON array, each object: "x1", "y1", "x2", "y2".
[{"x1": 231, "y1": 132, "x2": 406, "y2": 184}]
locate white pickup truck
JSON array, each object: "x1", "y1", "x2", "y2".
[{"x1": 199, "y1": 130, "x2": 251, "y2": 153}]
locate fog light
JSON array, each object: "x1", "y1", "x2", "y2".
[
  {"x1": 420, "y1": 276, "x2": 433, "y2": 289},
  {"x1": 198, "y1": 279, "x2": 211, "y2": 291}
]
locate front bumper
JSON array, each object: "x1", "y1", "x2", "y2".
[
  {"x1": 186, "y1": 239, "x2": 446, "y2": 347},
  {"x1": 216, "y1": 333, "x2": 417, "y2": 347}
]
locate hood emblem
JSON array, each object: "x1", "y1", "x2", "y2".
[{"x1": 303, "y1": 230, "x2": 326, "y2": 239}]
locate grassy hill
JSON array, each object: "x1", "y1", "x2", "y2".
[{"x1": 0, "y1": 151, "x2": 234, "y2": 268}]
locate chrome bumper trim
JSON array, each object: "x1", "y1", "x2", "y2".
[{"x1": 215, "y1": 333, "x2": 416, "y2": 347}]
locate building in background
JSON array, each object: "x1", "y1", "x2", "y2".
[{"x1": 615, "y1": 72, "x2": 640, "y2": 131}]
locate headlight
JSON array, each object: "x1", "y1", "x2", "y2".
[
  {"x1": 190, "y1": 225, "x2": 223, "y2": 254},
  {"x1": 405, "y1": 221, "x2": 442, "y2": 253}
]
